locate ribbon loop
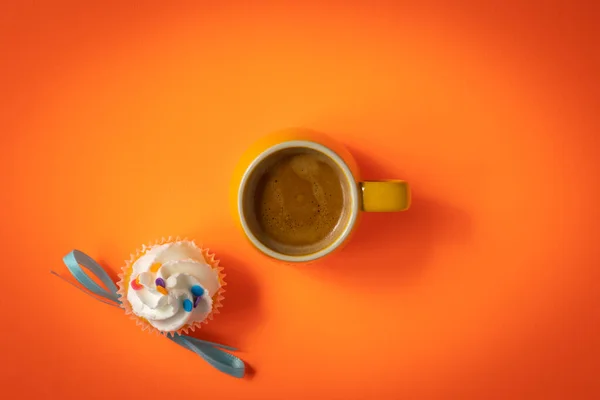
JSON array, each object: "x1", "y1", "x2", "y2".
[
  {"x1": 62, "y1": 250, "x2": 119, "y2": 303},
  {"x1": 54, "y1": 250, "x2": 245, "y2": 378},
  {"x1": 171, "y1": 335, "x2": 246, "y2": 378}
]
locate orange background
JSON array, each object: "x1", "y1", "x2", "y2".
[{"x1": 1, "y1": 1, "x2": 598, "y2": 399}]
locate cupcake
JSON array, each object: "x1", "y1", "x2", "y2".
[{"x1": 117, "y1": 238, "x2": 225, "y2": 335}]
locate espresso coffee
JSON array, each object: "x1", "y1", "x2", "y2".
[{"x1": 249, "y1": 149, "x2": 346, "y2": 253}]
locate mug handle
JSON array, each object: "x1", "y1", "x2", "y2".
[{"x1": 360, "y1": 181, "x2": 410, "y2": 212}]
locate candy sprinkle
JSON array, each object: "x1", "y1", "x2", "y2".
[
  {"x1": 130, "y1": 276, "x2": 143, "y2": 290},
  {"x1": 193, "y1": 296, "x2": 202, "y2": 308},
  {"x1": 156, "y1": 286, "x2": 168, "y2": 295},
  {"x1": 183, "y1": 299, "x2": 193, "y2": 312},
  {"x1": 191, "y1": 285, "x2": 204, "y2": 297},
  {"x1": 149, "y1": 262, "x2": 162, "y2": 273},
  {"x1": 155, "y1": 277, "x2": 166, "y2": 288}
]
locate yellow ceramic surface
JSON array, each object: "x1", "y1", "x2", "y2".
[{"x1": 231, "y1": 128, "x2": 410, "y2": 262}]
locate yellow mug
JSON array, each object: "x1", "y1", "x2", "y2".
[{"x1": 231, "y1": 129, "x2": 410, "y2": 262}]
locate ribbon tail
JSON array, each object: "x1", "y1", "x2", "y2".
[
  {"x1": 49, "y1": 270, "x2": 121, "y2": 308},
  {"x1": 170, "y1": 335, "x2": 245, "y2": 378}
]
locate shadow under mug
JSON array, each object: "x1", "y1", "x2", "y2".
[{"x1": 230, "y1": 129, "x2": 411, "y2": 262}]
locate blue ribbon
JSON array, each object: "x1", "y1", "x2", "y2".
[{"x1": 51, "y1": 249, "x2": 245, "y2": 378}]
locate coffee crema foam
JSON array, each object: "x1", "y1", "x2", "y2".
[{"x1": 251, "y1": 150, "x2": 346, "y2": 253}]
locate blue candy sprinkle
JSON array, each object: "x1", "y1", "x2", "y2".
[
  {"x1": 183, "y1": 299, "x2": 193, "y2": 312},
  {"x1": 191, "y1": 285, "x2": 205, "y2": 297}
]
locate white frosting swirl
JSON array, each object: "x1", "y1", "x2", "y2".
[{"x1": 126, "y1": 241, "x2": 220, "y2": 332}]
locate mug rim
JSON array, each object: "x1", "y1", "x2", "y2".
[{"x1": 237, "y1": 140, "x2": 359, "y2": 262}]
